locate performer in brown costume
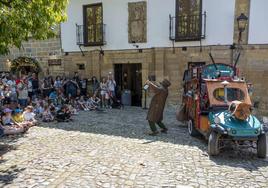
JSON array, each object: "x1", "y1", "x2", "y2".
[{"x1": 146, "y1": 79, "x2": 171, "y2": 136}]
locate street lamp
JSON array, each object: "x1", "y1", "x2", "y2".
[{"x1": 237, "y1": 13, "x2": 248, "y2": 43}]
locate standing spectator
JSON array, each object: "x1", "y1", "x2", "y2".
[
  {"x1": 17, "y1": 77, "x2": 28, "y2": 108},
  {"x1": 107, "y1": 73, "x2": 116, "y2": 97},
  {"x1": 7, "y1": 75, "x2": 17, "y2": 103},
  {"x1": 107, "y1": 73, "x2": 116, "y2": 107},
  {"x1": 91, "y1": 76, "x2": 100, "y2": 95},
  {"x1": 27, "y1": 76, "x2": 33, "y2": 100},
  {"x1": 3, "y1": 85, "x2": 12, "y2": 105},
  {"x1": 0, "y1": 78, "x2": 5, "y2": 91},
  {"x1": 100, "y1": 77, "x2": 108, "y2": 108},
  {"x1": 63, "y1": 78, "x2": 79, "y2": 98},
  {"x1": 54, "y1": 76, "x2": 62, "y2": 92},
  {"x1": 73, "y1": 72, "x2": 80, "y2": 84},
  {"x1": 80, "y1": 78, "x2": 87, "y2": 96},
  {"x1": 31, "y1": 73, "x2": 39, "y2": 99},
  {"x1": 42, "y1": 77, "x2": 52, "y2": 97}
]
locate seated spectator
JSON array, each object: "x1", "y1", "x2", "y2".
[
  {"x1": 67, "y1": 104, "x2": 78, "y2": 115},
  {"x1": 56, "y1": 90, "x2": 66, "y2": 107},
  {"x1": 2, "y1": 108, "x2": 16, "y2": 126},
  {"x1": 23, "y1": 106, "x2": 38, "y2": 127},
  {"x1": 77, "y1": 96, "x2": 89, "y2": 111},
  {"x1": 12, "y1": 108, "x2": 24, "y2": 124},
  {"x1": 87, "y1": 94, "x2": 101, "y2": 111},
  {"x1": 56, "y1": 105, "x2": 72, "y2": 122},
  {"x1": 42, "y1": 105, "x2": 54, "y2": 122},
  {"x1": 49, "y1": 89, "x2": 57, "y2": 105},
  {"x1": 1, "y1": 108, "x2": 26, "y2": 135},
  {"x1": 12, "y1": 108, "x2": 31, "y2": 128},
  {"x1": 34, "y1": 100, "x2": 44, "y2": 117}
]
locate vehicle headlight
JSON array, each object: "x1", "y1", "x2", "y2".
[
  {"x1": 214, "y1": 117, "x2": 221, "y2": 124},
  {"x1": 232, "y1": 129, "x2": 237, "y2": 134}
]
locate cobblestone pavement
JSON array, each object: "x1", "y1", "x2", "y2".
[{"x1": 0, "y1": 107, "x2": 268, "y2": 188}]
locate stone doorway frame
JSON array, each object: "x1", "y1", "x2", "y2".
[{"x1": 10, "y1": 57, "x2": 41, "y2": 77}]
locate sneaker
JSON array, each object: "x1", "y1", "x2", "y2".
[
  {"x1": 148, "y1": 131, "x2": 159, "y2": 136},
  {"x1": 161, "y1": 128, "x2": 168, "y2": 133}
]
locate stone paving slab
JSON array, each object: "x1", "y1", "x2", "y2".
[{"x1": 0, "y1": 107, "x2": 267, "y2": 188}]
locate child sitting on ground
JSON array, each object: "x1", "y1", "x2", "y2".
[
  {"x1": 49, "y1": 89, "x2": 58, "y2": 105},
  {"x1": 56, "y1": 105, "x2": 72, "y2": 122},
  {"x1": 77, "y1": 96, "x2": 89, "y2": 111},
  {"x1": 42, "y1": 105, "x2": 54, "y2": 122},
  {"x1": 1, "y1": 108, "x2": 27, "y2": 135},
  {"x1": 23, "y1": 106, "x2": 38, "y2": 127},
  {"x1": 87, "y1": 94, "x2": 101, "y2": 111},
  {"x1": 12, "y1": 108, "x2": 31, "y2": 128},
  {"x1": 34, "y1": 100, "x2": 44, "y2": 118}
]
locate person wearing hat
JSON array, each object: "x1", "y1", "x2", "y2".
[
  {"x1": 1, "y1": 108, "x2": 26, "y2": 135},
  {"x1": 12, "y1": 108, "x2": 24, "y2": 124},
  {"x1": 145, "y1": 79, "x2": 171, "y2": 136}
]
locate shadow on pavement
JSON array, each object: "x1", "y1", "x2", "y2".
[
  {"x1": 38, "y1": 107, "x2": 268, "y2": 171},
  {"x1": 0, "y1": 165, "x2": 25, "y2": 186},
  {"x1": 0, "y1": 135, "x2": 26, "y2": 186}
]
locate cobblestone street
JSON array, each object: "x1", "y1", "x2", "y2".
[{"x1": 0, "y1": 107, "x2": 267, "y2": 188}]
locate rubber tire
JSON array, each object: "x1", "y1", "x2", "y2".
[
  {"x1": 188, "y1": 119, "x2": 200, "y2": 137},
  {"x1": 208, "y1": 131, "x2": 220, "y2": 156},
  {"x1": 257, "y1": 134, "x2": 267, "y2": 158}
]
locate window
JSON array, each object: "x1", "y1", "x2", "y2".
[
  {"x1": 175, "y1": 0, "x2": 202, "y2": 41},
  {"x1": 77, "y1": 64, "x2": 85, "y2": 70},
  {"x1": 213, "y1": 88, "x2": 245, "y2": 102},
  {"x1": 128, "y1": 1, "x2": 147, "y2": 43},
  {"x1": 83, "y1": 3, "x2": 104, "y2": 46}
]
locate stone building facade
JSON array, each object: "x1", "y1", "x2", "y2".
[
  {"x1": 0, "y1": 37, "x2": 63, "y2": 77},
  {"x1": 0, "y1": 0, "x2": 268, "y2": 116},
  {"x1": 61, "y1": 44, "x2": 268, "y2": 116}
]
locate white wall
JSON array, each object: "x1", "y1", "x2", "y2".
[
  {"x1": 61, "y1": 0, "x2": 236, "y2": 52},
  {"x1": 248, "y1": 0, "x2": 268, "y2": 44}
]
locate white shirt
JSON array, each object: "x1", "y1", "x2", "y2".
[
  {"x1": 107, "y1": 80, "x2": 116, "y2": 91},
  {"x1": 7, "y1": 80, "x2": 16, "y2": 93},
  {"x1": 23, "y1": 112, "x2": 36, "y2": 121}
]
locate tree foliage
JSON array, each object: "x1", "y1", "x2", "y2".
[{"x1": 0, "y1": 0, "x2": 69, "y2": 55}]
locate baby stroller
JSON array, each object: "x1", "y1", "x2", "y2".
[{"x1": 109, "y1": 92, "x2": 123, "y2": 109}]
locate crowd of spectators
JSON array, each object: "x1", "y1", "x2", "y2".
[{"x1": 0, "y1": 71, "x2": 119, "y2": 137}]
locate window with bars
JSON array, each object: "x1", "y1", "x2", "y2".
[
  {"x1": 83, "y1": 3, "x2": 104, "y2": 46},
  {"x1": 175, "y1": 0, "x2": 202, "y2": 41}
]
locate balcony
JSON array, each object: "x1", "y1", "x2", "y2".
[
  {"x1": 76, "y1": 24, "x2": 106, "y2": 46},
  {"x1": 169, "y1": 12, "x2": 206, "y2": 41}
]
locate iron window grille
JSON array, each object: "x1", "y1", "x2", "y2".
[
  {"x1": 76, "y1": 3, "x2": 106, "y2": 46},
  {"x1": 170, "y1": 0, "x2": 206, "y2": 42},
  {"x1": 76, "y1": 24, "x2": 106, "y2": 46},
  {"x1": 169, "y1": 12, "x2": 206, "y2": 41}
]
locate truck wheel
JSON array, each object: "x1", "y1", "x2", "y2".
[
  {"x1": 188, "y1": 119, "x2": 199, "y2": 137},
  {"x1": 257, "y1": 134, "x2": 267, "y2": 158},
  {"x1": 208, "y1": 131, "x2": 220, "y2": 156}
]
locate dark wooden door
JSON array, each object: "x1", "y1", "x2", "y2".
[{"x1": 114, "y1": 63, "x2": 142, "y2": 106}]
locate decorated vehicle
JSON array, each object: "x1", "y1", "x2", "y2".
[{"x1": 178, "y1": 54, "x2": 267, "y2": 158}]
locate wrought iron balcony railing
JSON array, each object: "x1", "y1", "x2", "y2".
[
  {"x1": 169, "y1": 12, "x2": 206, "y2": 41},
  {"x1": 76, "y1": 23, "x2": 106, "y2": 46}
]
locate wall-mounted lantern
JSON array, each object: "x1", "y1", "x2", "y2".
[{"x1": 237, "y1": 13, "x2": 248, "y2": 42}]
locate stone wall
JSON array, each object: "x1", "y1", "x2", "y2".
[{"x1": 0, "y1": 37, "x2": 63, "y2": 77}]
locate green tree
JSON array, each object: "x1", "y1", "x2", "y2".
[{"x1": 0, "y1": 0, "x2": 68, "y2": 54}]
